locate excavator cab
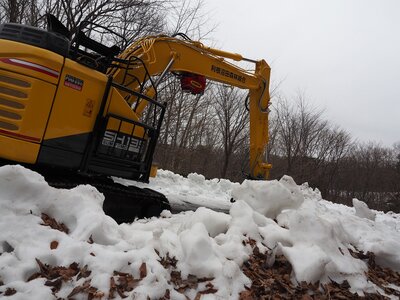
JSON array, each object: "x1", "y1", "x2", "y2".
[{"x1": 46, "y1": 14, "x2": 122, "y2": 71}]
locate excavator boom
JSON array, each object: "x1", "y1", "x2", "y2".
[{"x1": 112, "y1": 36, "x2": 272, "y2": 179}]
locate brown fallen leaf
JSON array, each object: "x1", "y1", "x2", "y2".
[
  {"x1": 193, "y1": 293, "x2": 201, "y2": 300},
  {"x1": 158, "y1": 253, "x2": 178, "y2": 269},
  {"x1": 109, "y1": 277, "x2": 117, "y2": 299},
  {"x1": 57, "y1": 263, "x2": 80, "y2": 281},
  {"x1": 27, "y1": 272, "x2": 41, "y2": 282},
  {"x1": 4, "y1": 288, "x2": 16, "y2": 296},
  {"x1": 197, "y1": 277, "x2": 214, "y2": 283},
  {"x1": 67, "y1": 285, "x2": 85, "y2": 298},
  {"x1": 50, "y1": 240, "x2": 59, "y2": 250},
  {"x1": 41, "y1": 213, "x2": 69, "y2": 234},
  {"x1": 123, "y1": 274, "x2": 140, "y2": 291},
  {"x1": 163, "y1": 289, "x2": 170, "y2": 299},
  {"x1": 67, "y1": 279, "x2": 91, "y2": 298},
  {"x1": 110, "y1": 271, "x2": 141, "y2": 298},
  {"x1": 199, "y1": 287, "x2": 218, "y2": 294},
  {"x1": 88, "y1": 235, "x2": 94, "y2": 244},
  {"x1": 45, "y1": 278, "x2": 62, "y2": 293},
  {"x1": 139, "y1": 262, "x2": 147, "y2": 279},
  {"x1": 77, "y1": 265, "x2": 91, "y2": 280},
  {"x1": 88, "y1": 288, "x2": 104, "y2": 300},
  {"x1": 239, "y1": 290, "x2": 253, "y2": 300},
  {"x1": 28, "y1": 260, "x2": 90, "y2": 285}
]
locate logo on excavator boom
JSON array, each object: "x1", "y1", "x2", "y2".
[{"x1": 211, "y1": 65, "x2": 245, "y2": 83}]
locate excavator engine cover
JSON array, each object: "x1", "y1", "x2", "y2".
[{"x1": 180, "y1": 72, "x2": 206, "y2": 95}]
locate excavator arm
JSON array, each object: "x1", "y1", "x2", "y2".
[{"x1": 111, "y1": 36, "x2": 272, "y2": 179}]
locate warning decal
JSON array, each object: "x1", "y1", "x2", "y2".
[
  {"x1": 64, "y1": 74, "x2": 84, "y2": 91},
  {"x1": 83, "y1": 99, "x2": 94, "y2": 117}
]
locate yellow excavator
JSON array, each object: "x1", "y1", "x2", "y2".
[{"x1": 0, "y1": 15, "x2": 271, "y2": 222}]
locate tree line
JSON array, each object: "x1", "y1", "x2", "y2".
[
  {"x1": 155, "y1": 87, "x2": 400, "y2": 213},
  {"x1": 1, "y1": 0, "x2": 398, "y2": 212},
  {"x1": 153, "y1": 79, "x2": 400, "y2": 210}
]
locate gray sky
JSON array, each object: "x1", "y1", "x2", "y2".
[{"x1": 202, "y1": 0, "x2": 400, "y2": 147}]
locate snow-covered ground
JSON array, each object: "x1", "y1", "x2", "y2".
[{"x1": 0, "y1": 165, "x2": 400, "y2": 299}]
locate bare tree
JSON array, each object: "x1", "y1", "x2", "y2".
[
  {"x1": 335, "y1": 142, "x2": 397, "y2": 209},
  {"x1": 0, "y1": 0, "x2": 31, "y2": 23},
  {"x1": 394, "y1": 142, "x2": 400, "y2": 174},
  {"x1": 270, "y1": 92, "x2": 354, "y2": 196},
  {"x1": 165, "y1": 0, "x2": 215, "y2": 40},
  {"x1": 0, "y1": 0, "x2": 173, "y2": 45},
  {"x1": 273, "y1": 95, "x2": 301, "y2": 173},
  {"x1": 213, "y1": 85, "x2": 248, "y2": 178},
  {"x1": 110, "y1": 1, "x2": 165, "y2": 45}
]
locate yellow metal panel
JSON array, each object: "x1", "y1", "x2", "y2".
[
  {"x1": 0, "y1": 68, "x2": 56, "y2": 142},
  {"x1": 105, "y1": 88, "x2": 145, "y2": 136},
  {"x1": 44, "y1": 59, "x2": 107, "y2": 139},
  {"x1": 150, "y1": 164, "x2": 158, "y2": 177},
  {"x1": 0, "y1": 39, "x2": 63, "y2": 85},
  {"x1": 106, "y1": 88, "x2": 139, "y2": 120},
  {"x1": 45, "y1": 59, "x2": 146, "y2": 141},
  {"x1": 106, "y1": 116, "x2": 145, "y2": 137},
  {"x1": 0, "y1": 133, "x2": 39, "y2": 163},
  {"x1": 248, "y1": 60, "x2": 272, "y2": 179}
]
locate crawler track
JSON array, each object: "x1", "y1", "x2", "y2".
[
  {"x1": 0, "y1": 159, "x2": 170, "y2": 223},
  {"x1": 42, "y1": 170, "x2": 170, "y2": 224}
]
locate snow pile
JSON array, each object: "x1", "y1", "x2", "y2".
[
  {"x1": 115, "y1": 170, "x2": 237, "y2": 212},
  {"x1": 230, "y1": 177, "x2": 400, "y2": 290},
  {"x1": 353, "y1": 198, "x2": 376, "y2": 220},
  {"x1": 231, "y1": 175, "x2": 304, "y2": 219},
  {"x1": 1, "y1": 165, "x2": 400, "y2": 299}
]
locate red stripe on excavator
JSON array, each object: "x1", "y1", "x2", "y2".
[
  {"x1": 0, "y1": 58, "x2": 59, "y2": 78},
  {"x1": 0, "y1": 128, "x2": 41, "y2": 142}
]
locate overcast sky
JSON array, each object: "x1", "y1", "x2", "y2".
[{"x1": 202, "y1": 0, "x2": 400, "y2": 147}]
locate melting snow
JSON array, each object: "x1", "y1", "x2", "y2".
[{"x1": 0, "y1": 165, "x2": 399, "y2": 299}]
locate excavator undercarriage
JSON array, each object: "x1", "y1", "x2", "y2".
[{"x1": 40, "y1": 168, "x2": 170, "y2": 224}]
